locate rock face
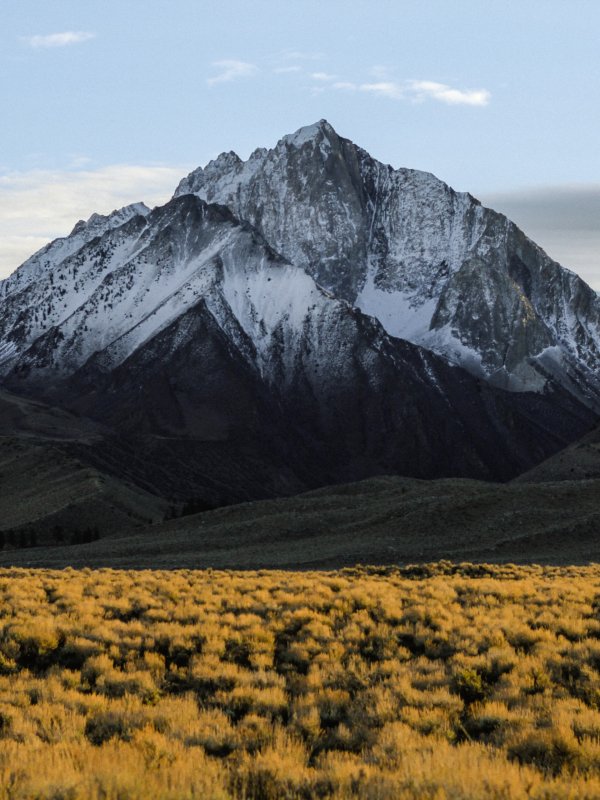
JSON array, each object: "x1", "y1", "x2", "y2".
[
  {"x1": 0, "y1": 123, "x2": 597, "y2": 504},
  {"x1": 175, "y1": 120, "x2": 600, "y2": 407}
]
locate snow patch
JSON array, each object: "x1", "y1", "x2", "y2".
[
  {"x1": 355, "y1": 271, "x2": 438, "y2": 342},
  {"x1": 282, "y1": 121, "x2": 328, "y2": 148},
  {"x1": 421, "y1": 324, "x2": 486, "y2": 378}
]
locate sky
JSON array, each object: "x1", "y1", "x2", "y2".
[{"x1": 1, "y1": 0, "x2": 599, "y2": 285}]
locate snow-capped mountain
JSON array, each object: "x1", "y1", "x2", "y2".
[
  {"x1": 0, "y1": 203, "x2": 149, "y2": 304},
  {"x1": 175, "y1": 120, "x2": 600, "y2": 409},
  {"x1": 0, "y1": 124, "x2": 597, "y2": 502}
]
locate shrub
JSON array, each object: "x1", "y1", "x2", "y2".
[
  {"x1": 451, "y1": 668, "x2": 487, "y2": 704},
  {"x1": 84, "y1": 710, "x2": 139, "y2": 745},
  {"x1": 0, "y1": 564, "x2": 599, "y2": 797}
]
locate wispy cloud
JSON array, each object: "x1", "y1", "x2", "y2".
[
  {"x1": 0, "y1": 165, "x2": 188, "y2": 278},
  {"x1": 279, "y1": 50, "x2": 323, "y2": 61},
  {"x1": 327, "y1": 80, "x2": 405, "y2": 99},
  {"x1": 311, "y1": 72, "x2": 338, "y2": 82},
  {"x1": 271, "y1": 50, "x2": 323, "y2": 74},
  {"x1": 359, "y1": 82, "x2": 405, "y2": 100},
  {"x1": 207, "y1": 59, "x2": 258, "y2": 86},
  {"x1": 409, "y1": 80, "x2": 490, "y2": 106},
  {"x1": 205, "y1": 53, "x2": 489, "y2": 109},
  {"x1": 24, "y1": 31, "x2": 95, "y2": 48},
  {"x1": 319, "y1": 73, "x2": 490, "y2": 106}
]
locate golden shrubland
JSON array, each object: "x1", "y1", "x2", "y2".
[{"x1": 0, "y1": 563, "x2": 599, "y2": 798}]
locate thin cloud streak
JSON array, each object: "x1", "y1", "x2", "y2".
[
  {"x1": 24, "y1": 31, "x2": 95, "y2": 48},
  {"x1": 217, "y1": 56, "x2": 490, "y2": 107},
  {"x1": 360, "y1": 81, "x2": 405, "y2": 100},
  {"x1": 207, "y1": 60, "x2": 258, "y2": 86},
  {"x1": 409, "y1": 80, "x2": 490, "y2": 106},
  {"x1": 311, "y1": 72, "x2": 338, "y2": 82},
  {"x1": 308, "y1": 71, "x2": 490, "y2": 106},
  {"x1": 279, "y1": 50, "x2": 323, "y2": 61}
]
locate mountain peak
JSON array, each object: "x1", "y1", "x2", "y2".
[
  {"x1": 280, "y1": 119, "x2": 337, "y2": 148},
  {"x1": 205, "y1": 151, "x2": 242, "y2": 173},
  {"x1": 70, "y1": 203, "x2": 150, "y2": 236},
  {"x1": 169, "y1": 120, "x2": 600, "y2": 412},
  {"x1": 172, "y1": 121, "x2": 341, "y2": 200}
]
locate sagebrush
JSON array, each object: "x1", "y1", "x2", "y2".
[{"x1": 0, "y1": 562, "x2": 600, "y2": 798}]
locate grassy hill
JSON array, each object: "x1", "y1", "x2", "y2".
[
  {"x1": 0, "y1": 389, "x2": 167, "y2": 545},
  {"x1": 2, "y1": 474, "x2": 599, "y2": 568},
  {"x1": 516, "y1": 422, "x2": 600, "y2": 482}
]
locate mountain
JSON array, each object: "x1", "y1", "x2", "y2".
[
  {"x1": 0, "y1": 121, "x2": 597, "y2": 520},
  {"x1": 175, "y1": 120, "x2": 600, "y2": 410},
  {"x1": 0, "y1": 203, "x2": 149, "y2": 309},
  {"x1": 1, "y1": 192, "x2": 590, "y2": 496}
]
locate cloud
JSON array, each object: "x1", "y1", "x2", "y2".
[
  {"x1": 0, "y1": 165, "x2": 187, "y2": 279},
  {"x1": 359, "y1": 81, "x2": 404, "y2": 100},
  {"x1": 314, "y1": 70, "x2": 490, "y2": 106},
  {"x1": 207, "y1": 60, "x2": 258, "y2": 86},
  {"x1": 279, "y1": 50, "x2": 322, "y2": 61},
  {"x1": 480, "y1": 185, "x2": 600, "y2": 288},
  {"x1": 271, "y1": 50, "x2": 323, "y2": 73},
  {"x1": 311, "y1": 72, "x2": 338, "y2": 82},
  {"x1": 408, "y1": 80, "x2": 490, "y2": 106},
  {"x1": 305, "y1": 72, "x2": 407, "y2": 99},
  {"x1": 206, "y1": 55, "x2": 489, "y2": 109},
  {"x1": 24, "y1": 31, "x2": 95, "y2": 48}
]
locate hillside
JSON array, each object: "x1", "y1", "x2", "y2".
[
  {"x1": 515, "y1": 422, "x2": 600, "y2": 482},
  {"x1": 2, "y1": 474, "x2": 598, "y2": 568}
]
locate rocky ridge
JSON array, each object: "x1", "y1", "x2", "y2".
[{"x1": 175, "y1": 120, "x2": 600, "y2": 408}]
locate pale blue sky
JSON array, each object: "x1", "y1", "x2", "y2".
[{"x1": 1, "y1": 0, "x2": 599, "y2": 283}]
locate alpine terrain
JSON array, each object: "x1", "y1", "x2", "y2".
[
  {"x1": 0, "y1": 120, "x2": 598, "y2": 554},
  {"x1": 176, "y1": 120, "x2": 600, "y2": 409}
]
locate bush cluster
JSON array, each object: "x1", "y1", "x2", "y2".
[{"x1": 0, "y1": 563, "x2": 599, "y2": 798}]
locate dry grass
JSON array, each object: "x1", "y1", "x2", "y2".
[{"x1": 0, "y1": 562, "x2": 599, "y2": 798}]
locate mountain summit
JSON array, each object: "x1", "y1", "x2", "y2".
[
  {"x1": 0, "y1": 122, "x2": 596, "y2": 509},
  {"x1": 176, "y1": 120, "x2": 600, "y2": 409}
]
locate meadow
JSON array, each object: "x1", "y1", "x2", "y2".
[{"x1": 0, "y1": 562, "x2": 599, "y2": 798}]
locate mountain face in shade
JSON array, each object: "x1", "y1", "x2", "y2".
[
  {"x1": 0, "y1": 123, "x2": 597, "y2": 508},
  {"x1": 175, "y1": 120, "x2": 600, "y2": 409}
]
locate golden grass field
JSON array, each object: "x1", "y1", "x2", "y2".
[{"x1": 1, "y1": 562, "x2": 600, "y2": 799}]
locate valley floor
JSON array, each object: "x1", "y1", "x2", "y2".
[{"x1": 0, "y1": 563, "x2": 600, "y2": 798}]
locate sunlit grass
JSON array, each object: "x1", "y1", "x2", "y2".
[{"x1": 0, "y1": 562, "x2": 599, "y2": 798}]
